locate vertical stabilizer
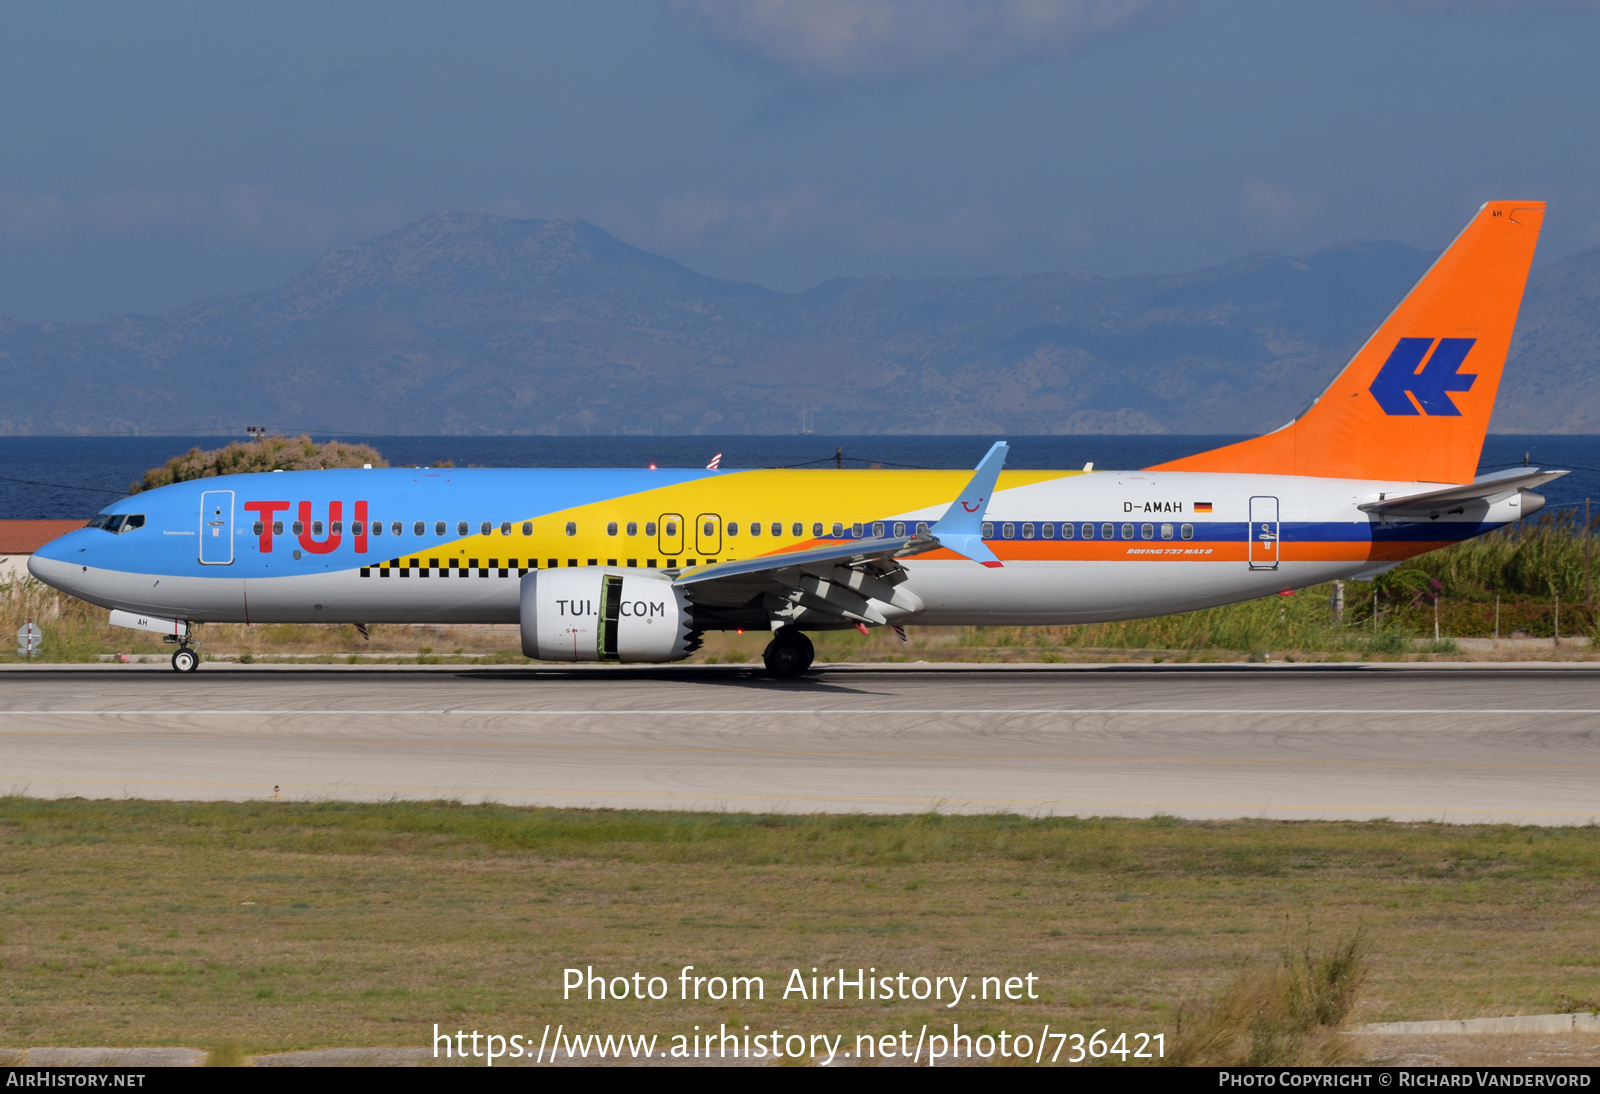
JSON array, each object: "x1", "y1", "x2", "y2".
[{"x1": 1151, "y1": 201, "x2": 1545, "y2": 483}]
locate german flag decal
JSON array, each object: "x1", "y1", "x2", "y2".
[{"x1": 1194, "y1": 502, "x2": 1213, "y2": 513}]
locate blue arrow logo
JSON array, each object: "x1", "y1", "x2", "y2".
[{"x1": 1368, "y1": 337, "x2": 1477, "y2": 416}]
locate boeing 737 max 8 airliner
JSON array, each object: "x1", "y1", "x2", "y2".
[{"x1": 29, "y1": 201, "x2": 1561, "y2": 676}]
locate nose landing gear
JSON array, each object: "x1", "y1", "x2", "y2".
[
  {"x1": 761, "y1": 628, "x2": 815, "y2": 679},
  {"x1": 163, "y1": 629, "x2": 201, "y2": 673}
]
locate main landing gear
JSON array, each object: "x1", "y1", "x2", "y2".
[{"x1": 762, "y1": 628, "x2": 814, "y2": 679}]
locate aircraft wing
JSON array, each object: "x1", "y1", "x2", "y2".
[
  {"x1": 672, "y1": 442, "x2": 1011, "y2": 627},
  {"x1": 674, "y1": 532, "x2": 940, "y2": 588},
  {"x1": 1358, "y1": 467, "x2": 1567, "y2": 518}
]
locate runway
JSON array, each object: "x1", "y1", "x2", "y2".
[{"x1": 1, "y1": 663, "x2": 1597, "y2": 824}]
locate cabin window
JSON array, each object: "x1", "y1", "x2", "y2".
[
  {"x1": 982, "y1": 522, "x2": 994, "y2": 538},
  {"x1": 816, "y1": 522, "x2": 826, "y2": 537},
  {"x1": 293, "y1": 521, "x2": 304, "y2": 535},
  {"x1": 645, "y1": 522, "x2": 657, "y2": 536},
  {"x1": 1161, "y1": 523, "x2": 1174, "y2": 540},
  {"x1": 274, "y1": 521, "x2": 284, "y2": 536},
  {"x1": 1021, "y1": 523, "x2": 1034, "y2": 539},
  {"x1": 1081, "y1": 524, "x2": 1093, "y2": 539},
  {"x1": 457, "y1": 521, "x2": 468, "y2": 536},
  {"x1": 434, "y1": 521, "x2": 445, "y2": 536},
  {"x1": 872, "y1": 521, "x2": 885, "y2": 537},
  {"x1": 607, "y1": 522, "x2": 618, "y2": 536},
  {"x1": 1061, "y1": 523, "x2": 1074, "y2": 539},
  {"x1": 371, "y1": 521, "x2": 383, "y2": 536},
  {"x1": 916, "y1": 522, "x2": 930, "y2": 535},
  {"x1": 1001, "y1": 523, "x2": 1015, "y2": 539},
  {"x1": 1181, "y1": 523, "x2": 1194, "y2": 540},
  {"x1": 1102, "y1": 523, "x2": 1115, "y2": 539},
  {"x1": 414, "y1": 521, "x2": 425, "y2": 536},
  {"x1": 1041, "y1": 523, "x2": 1054, "y2": 539},
  {"x1": 727, "y1": 522, "x2": 739, "y2": 536},
  {"x1": 252, "y1": 521, "x2": 264, "y2": 536},
  {"x1": 501, "y1": 521, "x2": 512, "y2": 536},
  {"x1": 852, "y1": 523, "x2": 864, "y2": 538},
  {"x1": 565, "y1": 521, "x2": 577, "y2": 536},
  {"x1": 832, "y1": 522, "x2": 844, "y2": 537},
  {"x1": 481, "y1": 521, "x2": 492, "y2": 536},
  {"x1": 332, "y1": 521, "x2": 343, "y2": 535},
  {"x1": 312, "y1": 521, "x2": 324, "y2": 536},
  {"x1": 626, "y1": 522, "x2": 637, "y2": 536},
  {"x1": 390, "y1": 521, "x2": 401, "y2": 536},
  {"x1": 1140, "y1": 523, "x2": 1153, "y2": 539},
  {"x1": 773, "y1": 522, "x2": 783, "y2": 536},
  {"x1": 1121, "y1": 523, "x2": 1134, "y2": 539},
  {"x1": 522, "y1": 522, "x2": 533, "y2": 536},
  {"x1": 748, "y1": 521, "x2": 760, "y2": 536}
]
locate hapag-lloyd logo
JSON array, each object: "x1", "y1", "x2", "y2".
[{"x1": 1368, "y1": 337, "x2": 1478, "y2": 416}]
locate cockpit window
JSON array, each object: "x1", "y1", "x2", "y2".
[{"x1": 87, "y1": 513, "x2": 145, "y2": 534}]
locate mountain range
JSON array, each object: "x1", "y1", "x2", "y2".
[{"x1": 0, "y1": 212, "x2": 1595, "y2": 436}]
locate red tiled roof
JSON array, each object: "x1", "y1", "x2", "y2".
[{"x1": 0, "y1": 520, "x2": 88, "y2": 554}]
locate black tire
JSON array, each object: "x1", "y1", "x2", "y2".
[
  {"x1": 171, "y1": 648, "x2": 198, "y2": 673},
  {"x1": 762, "y1": 630, "x2": 814, "y2": 679}
]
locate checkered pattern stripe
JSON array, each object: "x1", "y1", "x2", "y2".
[{"x1": 361, "y1": 557, "x2": 535, "y2": 578}]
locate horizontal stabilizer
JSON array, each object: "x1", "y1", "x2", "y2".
[{"x1": 1358, "y1": 468, "x2": 1566, "y2": 517}]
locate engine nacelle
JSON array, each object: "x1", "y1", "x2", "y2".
[{"x1": 520, "y1": 568, "x2": 697, "y2": 663}]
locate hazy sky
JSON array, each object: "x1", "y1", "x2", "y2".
[{"x1": 3, "y1": 0, "x2": 1598, "y2": 323}]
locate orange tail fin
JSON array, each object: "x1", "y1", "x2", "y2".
[{"x1": 1152, "y1": 201, "x2": 1545, "y2": 483}]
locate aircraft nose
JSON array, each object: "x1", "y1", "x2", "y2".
[
  {"x1": 28, "y1": 550, "x2": 80, "y2": 593},
  {"x1": 27, "y1": 530, "x2": 96, "y2": 597}
]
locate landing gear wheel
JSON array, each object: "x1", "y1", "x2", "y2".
[
  {"x1": 762, "y1": 629, "x2": 814, "y2": 679},
  {"x1": 171, "y1": 648, "x2": 199, "y2": 673}
]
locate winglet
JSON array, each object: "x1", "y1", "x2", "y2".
[{"x1": 932, "y1": 441, "x2": 1008, "y2": 567}]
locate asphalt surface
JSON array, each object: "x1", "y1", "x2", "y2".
[{"x1": 1, "y1": 662, "x2": 1597, "y2": 823}]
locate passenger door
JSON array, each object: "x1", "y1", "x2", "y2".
[
  {"x1": 199, "y1": 490, "x2": 234, "y2": 565},
  {"x1": 1248, "y1": 496, "x2": 1279, "y2": 571}
]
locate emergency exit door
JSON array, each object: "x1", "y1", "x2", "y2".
[
  {"x1": 1248, "y1": 496, "x2": 1279, "y2": 571},
  {"x1": 695, "y1": 513, "x2": 722, "y2": 557},
  {"x1": 657, "y1": 513, "x2": 684, "y2": 557},
  {"x1": 199, "y1": 490, "x2": 234, "y2": 565}
]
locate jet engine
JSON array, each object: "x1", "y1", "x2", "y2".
[{"x1": 520, "y1": 568, "x2": 698, "y2": 662}]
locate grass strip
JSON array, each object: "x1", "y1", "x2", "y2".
[{"x1": 1, "y1": 798, "x2": 1597, "y2": 1055}]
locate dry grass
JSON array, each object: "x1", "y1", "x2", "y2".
[
  {"x1": 1, "y1": 800, "x2": 1598, "y2": 1059},
  {"x1": 1167, "y1": 934, "x2": 1367, "y2": 1065}
]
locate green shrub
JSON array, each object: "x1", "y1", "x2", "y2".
[{"x1": 131, "y1": 435, "x2": 386, "y2": 493}]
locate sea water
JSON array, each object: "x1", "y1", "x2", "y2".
[{"x1": 2, "y1": 434, "x2": 1597, "y2": 521}]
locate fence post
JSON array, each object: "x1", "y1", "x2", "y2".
[
  {"x1": 1554, "y1": 593, "x2": 1560, "y2": 647},
  {"x1": 1587, "y1": 497, "x2": 1592, "y2": 607}
]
